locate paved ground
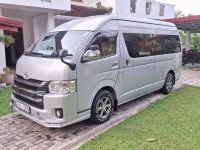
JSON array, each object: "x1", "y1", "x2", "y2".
[
  {"x1": 182, "y1": 64, "x2": 200, "y2": 87},
  {"x1": 0, "y1": 68, "x2": 200, "y2": 150}
]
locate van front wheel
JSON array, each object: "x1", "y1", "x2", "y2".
[
  {"x1": 91, "y1": 90, "x2": 114, "y2": 124},
  {"x1": 161, "y1": 72, "x2": 174, "y2": 94}
]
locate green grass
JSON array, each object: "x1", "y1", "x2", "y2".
[
  {"x1": 79, "y1": 85, "x2": 200, "y2": 150},
  {"x1": 0, "y1": 87, "x2": 13, "y2": 117}
]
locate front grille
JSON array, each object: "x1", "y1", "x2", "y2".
[
  {"x1": 13, "y1": 93, "x2": 44, "y2": 109},
  {"x1": 12, "y1": 75, "x2": 49, "y2": 109}
]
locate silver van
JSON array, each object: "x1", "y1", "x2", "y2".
[{"x1": 11, "y1": 15, "x2": 182, "y2": 128}]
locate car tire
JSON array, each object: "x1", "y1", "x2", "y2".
[
  {"x1": 161, "y1": 72, "x2": 174, "y2": 94},
  {"x1": 91, "y1": 90, "x2": 114, "y2": 124}
]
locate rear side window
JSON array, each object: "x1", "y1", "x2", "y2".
[{"x1": 123, "y1": 33, "x2": 181, "y2": 58}]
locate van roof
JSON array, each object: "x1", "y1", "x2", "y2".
[{"x1": 52, "y1": 15, "x2": 176, "y2": 32}]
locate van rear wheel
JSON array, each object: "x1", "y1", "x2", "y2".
[
  {"x1": 91, "y1": 90, "x2": 114, "y2": 124},
  {"x1": 161, "y1": 72, "x2": 174, "y2": 94}
]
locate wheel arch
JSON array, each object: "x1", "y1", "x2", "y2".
[
  {"x1": 89, "y1": 80, "x2": 118, "y2": 111},
  {"x1": 96, "y1": 86, "x2": 118, "y2": 111}
]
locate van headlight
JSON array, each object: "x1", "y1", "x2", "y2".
[{"x1": 49, "y1": 80, "x2": 76, "y2": 94}]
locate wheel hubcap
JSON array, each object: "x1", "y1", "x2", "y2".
[
  {"x1": 96, "y1": 97, "x2": 112, "y2": 119},
  {"x1": 166, "y1": 75, "x2": 173, "y2": 91}
]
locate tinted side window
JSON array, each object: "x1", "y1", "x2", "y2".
[
  {"x1": 123, "y1": 33, "x2": 181, "y2": 58},
  {"x1": 89, "y1": 34, "x2": 117, "y2": 58},
  {"x1": 123, "y1": 33, "x2": 153, "y2": 58},
  {"x1": 153, "y1": 35, "x2": 181, "y2": 55}
]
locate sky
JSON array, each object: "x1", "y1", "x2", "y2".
[{"x1": 157, "y1": 0, "x2": 200, "y2": 15}]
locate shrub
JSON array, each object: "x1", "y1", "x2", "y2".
[
  {"x1": 3, "y1": 67, "x2": 12, "y2": 74},
  {"x1": 0, "y1": 34, "x2": 15, "y2": 47}
]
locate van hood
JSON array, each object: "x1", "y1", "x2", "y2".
[{"x1": 16, "y1": 55, "x2": 76, "y2": 81}]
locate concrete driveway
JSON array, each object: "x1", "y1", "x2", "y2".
[{"x1": 0, "y1": 68, "x2": 200, "y2": 150}]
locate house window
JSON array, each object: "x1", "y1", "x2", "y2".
[
  {"x1": 159, "y1": 4, "x2": 165, "y2": 16},
  {"x1": 96, "y1": 2, "x2": 102, "y2": 8},
  {"x1": 146, "y1": 2, "x2": 152, "y2": 15},
  {"x1": 130, "y1": 0, "x2": 137, "y2": 13}
]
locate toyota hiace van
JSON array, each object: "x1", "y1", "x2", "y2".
[{"x1": 11, "y1": 15, "x2": 182, "y2": 128}]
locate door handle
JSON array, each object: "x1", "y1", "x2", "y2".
[
  {"x1": 126, "y1": 59, "x2": 131, "y2": 66},
  {"x1": 112, "y1": 62, "x2": 119, "y2": 69}
]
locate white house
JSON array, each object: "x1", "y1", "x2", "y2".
[
  {"x1": 71, "y1": 0, "x2": 175, "y2": 20},
  {"x1": 0, "y1": 0, "x2": 71, "y2": 73}
]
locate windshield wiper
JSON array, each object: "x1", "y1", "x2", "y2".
[
  {"x1": 24, "y1": 51, "x2": 31, "y2": 56},
  {"x1": 32, "y1": 52, "x2": 45, "y2": 56},
  {"x1": 25, "y1": 51, "x2": 59, "y2": 58},
  {"x1": 40, "y1": 53, "x2": 59, "y2": 58},
  {"x1": 24, "y1": 51, "x2": 44, "y2": 56}
]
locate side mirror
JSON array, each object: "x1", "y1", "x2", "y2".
[
  {"x1": 82, "y1": 45, "x2": 101, "y2": 62},
  {"x1": 59, "y1": 49, "x2": 71, "y2": 58},
  {"x1": 59, "y1": 49, "x2": 76, "y2": 70}
]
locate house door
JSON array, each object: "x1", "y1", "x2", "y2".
[{"x1": 5, "y1": 28, "x2": 24, "y2": 69}]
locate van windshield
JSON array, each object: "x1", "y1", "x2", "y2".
[{"x1": 25, "y1": 31, "x2": 90, "y2": 57}]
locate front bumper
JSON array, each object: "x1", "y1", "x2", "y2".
[{"x1": 11, "y1": 93, "x2": 79, "y2": 128}]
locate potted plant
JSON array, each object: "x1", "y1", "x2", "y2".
[
  {"x1": 0, "y1": 75, "x2": 6, "y2": 88},
  {"x1": 0, "y1": 34, "x2": 15, "y2": 47},
  {"x1": 2, "y1": 67, "x2": 14, "y2": 85}
]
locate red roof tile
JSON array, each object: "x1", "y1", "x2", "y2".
[
  {"x1": 0, "y1": 16, "x2": 22, "y2": 32},
  {"x1": 0, "y1": 16, "x2": 23, "y2": 28},
  {"x1": 165, "y1": 15, "x2": 200, "y2": 23},
  {"x1": 164, "y1": 15, "x2": 200, "y2": 32}
]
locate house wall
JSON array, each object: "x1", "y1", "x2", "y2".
[
  {"x1": 135, "y1": 0, "x2": 175, "y2": 19},
  {"x1": 81, "y1": 0, "x2": 175, "y2": 19},
  {"x1": 8, "y1": 17, "x2": 34, "y2": 50},
  {"x1": 0, "y1": 0, "x2": 70, "y2": 14}
]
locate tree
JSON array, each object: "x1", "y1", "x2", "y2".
[
  {"x1": 97, "y1": 5, "x2": 113, "y2": 14},
  {"x1": 179, "y1": 31, "x2": 186, "y2": 48},
  {"x1": 190, "y1": 33, "x2": 200, "y2": 52},
  {"x1": 175, "y1": 10, "x2": 184, "y2": 18},
  {"x1": 175, "y1": 10, "x2": 193, "y2": 18}
]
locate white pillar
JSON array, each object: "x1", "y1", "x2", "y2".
[
  {"x1": 0, "y1": 43, "x2": 6, "y2": 73},
  {"x1": 33, "y1": 17, "x2": 40, "y2": 42},
  {"x1": 0, "y1": 7, "x2": 6, "y2": 73},
  {"x1": 185, "y1": 31, "x2": 191, "y2": 50},
  {"x1": 114, "y1": 0, "x2": 130, "y2": 15},
  {"x1": 47, "y1": 12, "x2": 55, "y2": 32}
]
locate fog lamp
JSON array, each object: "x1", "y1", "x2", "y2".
[{"x1": 55, "y1": 108, "x2": 63, "y2": 118}]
